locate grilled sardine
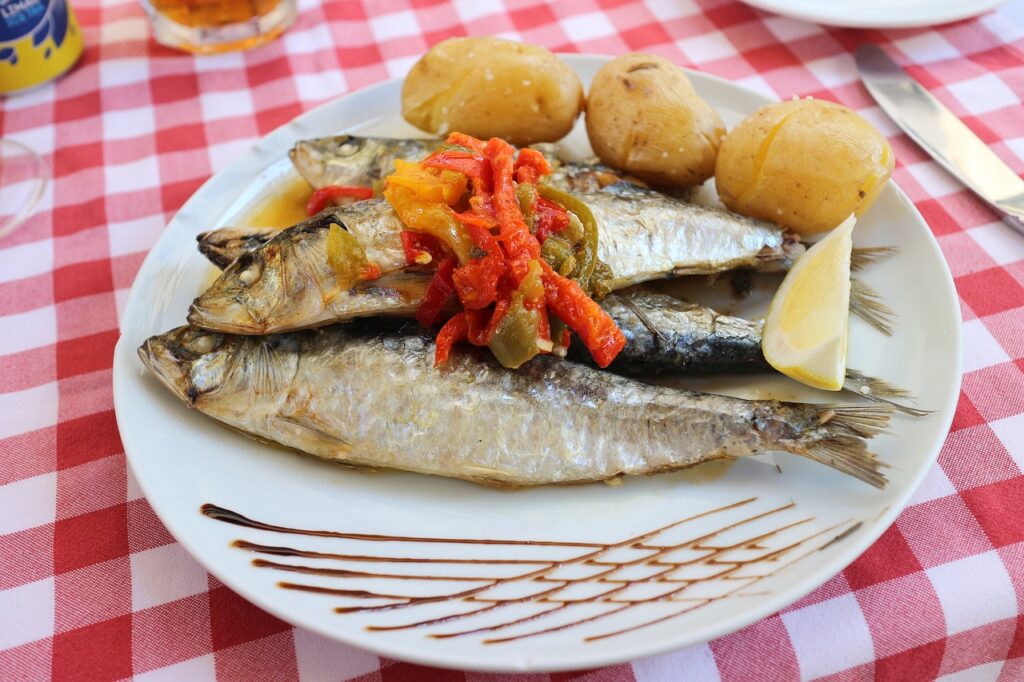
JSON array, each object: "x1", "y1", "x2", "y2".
[
  {"x1": 290, "y1": 135, "x2": 634, "y2": 193},
  {"x1": 193, "y1": 233, "x2": 917, "y2": 412},
  {"x1": 140, "y1": 323, "x2": 890, "y2": 487},
  {"x1": 581, "y1": 289, "x2": 927, "y2": 415},
  {"x1": 189, "y1": 184, "x2": 801, "y2": 334}
]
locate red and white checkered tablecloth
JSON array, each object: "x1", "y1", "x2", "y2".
[{"x1": 2, "y1": 0, "x2": 1023, "y2": 679}]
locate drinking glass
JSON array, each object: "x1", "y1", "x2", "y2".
[
  {"x1": 140, "y1": 0, "x2": 297, "y2": 54},
  {"x1": 0, "y1": 138, "x2": 48, "y2": 241}
]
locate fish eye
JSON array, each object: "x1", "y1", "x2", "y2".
[
  {"x1": 239, "y1": 263, "x2": 260, "y2": 285},
  {"x1": 189, "y1": 334, "x2": 218, "y2": 354},
  {"x1": 233, "y1": 253, "x2": 263, "y2": 286}
]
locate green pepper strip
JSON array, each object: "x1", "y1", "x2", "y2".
[
  {"x1": 537, "y1": 185, "x2": 598, "y2": 293},
  {"x1": 516, "y1": 183, "x2": 538, "y2": 232}
]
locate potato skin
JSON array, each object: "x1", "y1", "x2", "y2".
[
  {"x1": 401, "y1": 37, "x2": 584, "y2": 146},
  {"x1": 585, "y1": 54, "x2": 725, "y2": 188},
  {"x1": 715, "y1": 99, "x2": 894, "y2": 235}
]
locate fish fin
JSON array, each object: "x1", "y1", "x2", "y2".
[
  {"x1": 850, "y1": 246, "x2": 898, "y2": 272},
  {"x1": 271, "y1": 416, "x2": 353, "y2": 459},
  {"x1": 820, "y1": 404, "x2": 893, "y2": 438},
  {"x1": 618, "y1": 294, "x2": 670, "y2": 344},
  {"x1": 850, "y1": 279, "x2": 896, "y2": 335},
  {"x1": 784, "y1": 404, "x2": 892, "y2": 489},
  {"x1": 843, "y1": 369, "x2": 933, "y2": 417}
]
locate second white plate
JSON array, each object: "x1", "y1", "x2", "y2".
[{"x1": 740, "y1": 0, "x2": 1005, "y2": 28}]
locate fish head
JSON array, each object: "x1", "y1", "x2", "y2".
[
  {"x1": 138, "y1": 326, "x2": 234, "y2": 405},
  {"x1": 188, "y1": 245, "x2": 285, "y2": 334},
  {"x1": 289, "y1": 135, "x2": 436, "y2": 189},
  {"x1": 289, "y1": 135, "x2": 394, "y2": 188},
  {"x1": 188, "y1": 223, "x2": 333, "y2": 334},
  {"x1": 196, "y1": 226, "x2": 278, "y2": 269},
  {"x1": 139, "y1": 326, "x2": 300, "y2": 409},
  {"x1": 189, "y1": 205, "x2": 430, "y2": 334}
]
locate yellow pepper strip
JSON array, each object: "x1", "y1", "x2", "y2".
[
  {"x1": 383, "y1": 184, "x2": 473, "y2": 263},
  {"x1": 387, "y1": 160, "x2": 468, "y2": 205},
  {"x1": 383, "y1": 160, "x2": 473, "y2": 262}
]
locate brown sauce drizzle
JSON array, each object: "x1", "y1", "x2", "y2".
[
  {"x1": 202, "y1": 504, "x2": 603, "y2": 547},
  {"x1": 202, "y1": 499, "x2": 858, "y2": 643},
  {"x1": 253, "y1": 558, "x2": 499, "y2": 582},
  {"x1": 232, "y1": 540, "x2": 551, "y2": 565}
]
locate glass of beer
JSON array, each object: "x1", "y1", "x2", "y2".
[{"x1": 140, "y1": 0, "x2": 297, "y2": 54}]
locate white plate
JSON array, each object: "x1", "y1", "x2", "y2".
[
  {"x1": 112, "y1": 55, "x2": 962, "y2": 673},
  {"x1": 740, "y1": 0, "x2": 1005, "y2": 28}
]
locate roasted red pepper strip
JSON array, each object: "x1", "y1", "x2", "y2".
[
  {"x1": 514, "y1": 148, "x2": 552, "y2": 185},
  {"x1": 464, "y1": 308, "x2": 492, "y2": 346},
  {"x1": 539, "y1": 261, "x2": 625, "y2": 368},
  {"x1": 453, "y1": 260, "x2": 504, "y2": 310},
  {"x1": 445, "y1": 132, "x2": 487, "y2": 153},
  {"x1": 434, "y1": 312, "x2": 468, "y2": 366},
  {"x1": 515, "y1": 166, "x2": 538, "y2": 185},
  {"x1": 534, "y1": 197, "x2": 570, "y2": 243},
  {"x1": 467, "y1": 193, "x2": 496, "y2": 222},
  {"x1": 455, "y1": 208, "x2": 498, "y2": 230},
  {"x1": 451, "y1": 223, "x2": 505, "y2": 310},
  {"x1": 527, "y1": 297, "x2": 551, "y2": 344},
  {"x1": 481, "y1": 295, "x2": 511, "y2": 345},
  {"x1": 401, "y1": 231, "x2": 450, "y2": 266},
  {"x1": 416, "y1": 257, "x2": 457, "y2": 328},
  {"x1": 306, "y1": 185, "x2": 374, "y2": 216},
  {"x1": 470, "y1": 166, "x2": 494, "y2": 198},
  {"x1": 423, "y1": 150, "x2": 487, "y2": 179},
  {"x1": 463, "y1": 222, "x2": 503, "y2": 256},
  {"x1": 486, "y1": 138, "x2": 539, "y2": 283}
]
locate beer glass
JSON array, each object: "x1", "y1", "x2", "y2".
[{"x1": 140, "y1": 0, "x2": 297, "y2": 54}]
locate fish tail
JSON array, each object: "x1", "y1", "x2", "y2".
[
  {"x1": 850, "y1": 246, "x2": 898, "y2": 271},
  {"x1": 850, "y1": 279, "x2": 896, "y2": 335},
  {"x1": 784, "y1": 404, "x2": 892, "y2": 488},
  {"x1": 843, "y1": 369, "x2": 933, "y2": 417}
]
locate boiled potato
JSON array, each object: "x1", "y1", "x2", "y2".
[
  {"x1": 401, "y1": 37, "x2": 584, "y2": 146},
  {"x1": 585, "y1": 54, "x2": 725, "y2": 188},
  {"x1": 715, "y1": 98, "x2": 894, "y2": 235}
]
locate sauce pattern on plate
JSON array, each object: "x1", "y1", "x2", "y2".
[{"x1": 202, "y1": 497, "x2": 860, "y2": 643}]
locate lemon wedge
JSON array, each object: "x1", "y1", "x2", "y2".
[{"x1": 762, "y1": 215, "x2": 855, "y2": 391}]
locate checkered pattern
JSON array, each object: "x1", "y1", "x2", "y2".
[{"x1": 1, "y1": 0, "x2": 1023, "y2": 679}]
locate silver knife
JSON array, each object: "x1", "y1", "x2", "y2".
[{"x1": 856, "y1": 43, "x2": 1024, "y2": 236}]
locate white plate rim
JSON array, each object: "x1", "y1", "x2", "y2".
[
  {"x1": 739, "y1": 0, "x2": 1006, "y2": 29},
  {"x1": 112, "y1": 54, "x2": 963, "y2": 672}
]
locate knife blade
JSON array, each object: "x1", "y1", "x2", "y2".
[{"x1": 856, "y1": 43, "x2": 1024, "y2": 235}]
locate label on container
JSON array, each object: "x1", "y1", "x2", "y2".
[{"x1": 0, "y1": 0, "x2": 82, "y2": 94}]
